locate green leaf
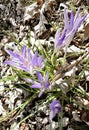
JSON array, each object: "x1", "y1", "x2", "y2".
[{"x1": 0, "y1": 75, "x2": 16, "y2": 82}]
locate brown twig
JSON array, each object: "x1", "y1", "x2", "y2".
[{"x1": 51, "y1": 51, "x2": 89, "y2": 85}]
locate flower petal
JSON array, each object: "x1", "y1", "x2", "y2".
[
  {"x1": 21, "y1": 46, "x2": 26, "y2": 58},
  {"x1": 45, "y1": 82, "x2": 50, "y2": 89},
  {"x1": 49, "y1": 110, "x2": 56, "y2": 121},
  {"x1": 49, "y1": 99, "x2": 61, "y2": 120},
  {"x1": 55, "y1": 28, "x2": 61, "y2": 45},
  {"x1": 69, "y1": 11, "x2": 74, "y2": 31},
  {"x1": 30, "y1": 83, "x2": 41, "y2": 88},
  {"x1": 6, "y1": 50, "x2": 18, "y2": 58},
  {"x1": 31, "y1": 51, "x2": 38, "y2": 67},
  {"x1": 37, "y1": 56, "x2": 43, "y2": 67},
  {"x1": 74, "y1": 7, "x2": 80, "y2": 22},
  {"x1": 37, "y1": 72, "x2": 43, "y2": 82},
  {"x1": 27, "y1": 48, "x2": 32, "y2": 63},
  {"x1": 38, "y1": 89, "x2": 45, "y2": 97},
  {"x1": 56, "y1": 29, "x2": 67, "y2": 48},
  {"x1": 64, "y1": 8, "x2": 69, "y2": 30},
  {"x1": 45, "y1": 72, "x2": 49, "y2": 81}
]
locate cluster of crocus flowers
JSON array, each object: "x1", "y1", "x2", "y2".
[
  {"x1": 4, "y1": 46, "x2": 43, "y2": 75},
  {"x1": 54, "y1": 8, "x2": 87, "y2": 52},
  {"x1": 25, "y1": 72, "x2": 50, "y2": 97},
  {"x1": 49, "y1": 99, "x2": 61, "y2": 121},
  {"x1": 4, "y1": 7, "x2": 87, "y2": 122}
]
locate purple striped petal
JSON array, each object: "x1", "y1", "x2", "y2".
[
  {"x1": 4, "y1": 60, "x2": 26, "y2": 71},
  {"x1": 58, "y1": 29, "x2": 67, "y2": 47},
  {"x1": 6, "y1": 50, "x2": 25, "y2": 63},
  {"x1": 50, "y1": 110, "x2": 55, "y2": 121},
  {"x1": 54, "y1": 7, "x2": 87, "y2": 50},
  {"x1": 74, "y1": 14, "x2": 87, "y2": 32},
  {"x1": 30, "y1": 83, "x2": 41, "y2": 88},
  {"x1": 45, "y1": 72, "x2": 49, "y2": 82},
  {"x1": 37, "y1": 72, "x2": 43, "y2": 82},
  {"x1": 21, "y1": 46, "x2": 26, "y2": 58},
  {"x1": 64, "y1": 8, "x2": 69, "y2": 30},
  {"x1": 49, "y1": 99, "x2": 61, "y2": 120},
  {"x1": 27, "y1": 48, "x2": 32, "y2": 63},
  {"x1": 4, "y1": 60, "x2": 20, "y2": 67},
  {"x1": 55, "y1": 28, "x2": 61, "y2": 45},
  {"x1": 37, "y1": 56, "x2": 43, "y2": 67},
  {"x1": 19, "y1": 66, "x2": 29, "y2": 72},
  {"x1": 6, "y1": 50, "x2": 18, "y2": 58},
  {"x1": 45, "y1": 82, "x2": 50, "y2": 89},
  {"x1": 24, "y1": 78, "x2": 34, "y2": 83},
  {"x1": 38, "y1": 89, "x2": 45, "y2": 97},
  {"x1": 69, "y1": 11, "x2": 74, "y2": 31},
  {"x1": 31, "y1": 51, "x2": 38, "y2": 67},
  {"x1": 63, "y1": 29, "x2": 75, "y2": 46}
]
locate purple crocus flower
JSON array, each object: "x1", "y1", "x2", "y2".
[
  {"x1": 49, "y1": 99, "x2": 61, "y2": 121},
  {"x1": 4, "y1": 46, "x2": 43, "y2": 75},
  {"x1": 54, "y1": 8, "x2": 87, "y2": 51},
  {"x1": 25, "y1": 72, "x2": 50, "y2": 97}
]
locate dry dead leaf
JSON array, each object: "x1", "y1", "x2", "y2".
[
  {"x1": 37, "y1": 0, "x2": 44, "y2": 6},
  {"x1": 80, "y1": 110, "x2": 89, "y2": 122},
  {"x1": 72, "y1": 0, "x2": 84, "y2": 6},
  {"x1": 86, "y1": 0, "x2": 89, "y2": 5},
  {"x1": 83, "y1": 99, "x2": 89, "y2": 106},
  {"x1": 20, "y1": 122, "x2": 29, "y2": 130},
  {"x1": 84, "y1": 23, "x2": 89, "y2": 41}
]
